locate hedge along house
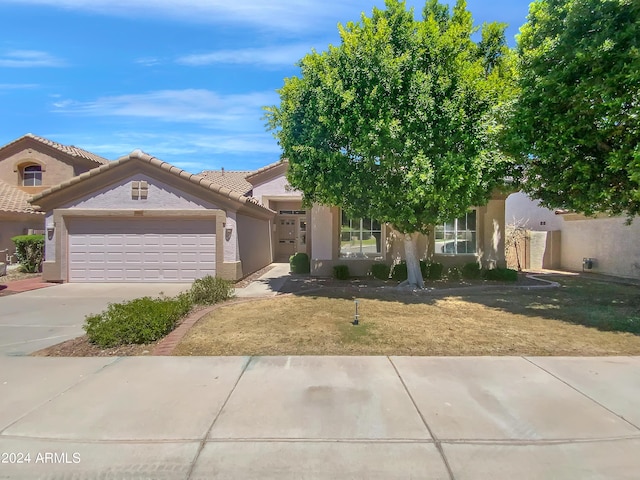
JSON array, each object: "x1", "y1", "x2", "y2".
[
  {"x1": 30, "y1": 150, "x2": 274, "y2": 283},
  {"x1": 204, "y1": 159, "x2": 508, "y2": 277}
]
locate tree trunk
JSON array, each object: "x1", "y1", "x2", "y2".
[{"x1": 403, "y1": 233, "x2": 424, "y2": 289}]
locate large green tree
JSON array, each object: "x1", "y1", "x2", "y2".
[
  {"x1": 508, "y1": 0, "x2": 640, "y2": 217},
  {"x1": 265, "y1": 0, "x2": 513, "y2": 287}
]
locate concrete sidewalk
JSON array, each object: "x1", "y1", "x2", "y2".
[{"x1": 1, "y1": 355, "x2": 639, "y2": 479}]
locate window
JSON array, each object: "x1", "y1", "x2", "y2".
[
  {"x1": 340, "y1": 212, "x2": 382, "y2": 257},
  {"x1": 435, "y1": 210, "x2": 477, "y2": 254},
  {"x1": 22, "y1": 165, "x2": 42, "y2": 186}
]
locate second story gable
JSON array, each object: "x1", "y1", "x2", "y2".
[{"x1": 0, "y1": 133, "x2": 109, "y2": 196}]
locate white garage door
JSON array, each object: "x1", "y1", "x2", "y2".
[{"x1": 68, "y1": 218, "x2": 216, "y2": 282}]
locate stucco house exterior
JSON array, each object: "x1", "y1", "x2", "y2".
[
  {"x1": 0, "y1": 134, "x2": 109, "y2": 258},
  {"x1": 30, "y1": 151, "x2": 507, "y2": 283},
  {"x1": 30, "y1": 150, "x2": 274, "y2": 283},
  {"x1": 506, "y1": 191, "x2": 640, "y2": 280}
]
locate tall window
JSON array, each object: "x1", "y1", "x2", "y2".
[
  {"x1": 435, "y1": 210, "x2": 476, "y2": 254},
  {"x1": 22, "y1": 165, "x2": 42, "y2": 186},
  {"x1": 340, "y1": 212, "x2": 382, "y2": 257}
]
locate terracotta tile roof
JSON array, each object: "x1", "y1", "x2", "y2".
[
  {"x1": 0, "y1": 134, "x2": 109, "y2": 165},
  {"x1": 198, "y1": 169, "x2": 253, "y2": 195},
  {"x1": 245, "y1": 159, "x2": 288, "y2": 183},
  {"x1": 0, "y1": 180, "x2": 43, "y2": 214},
  {"x1": 31, "y1": 150, "x2": 274, "y2": 215}
]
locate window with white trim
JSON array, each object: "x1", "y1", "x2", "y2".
[
  {"x1": 340, "y1": 212, "x2": 382, "y2": 257},
  {"x1": 435, "y1": 210, "x2": 477, "y2": 254},
  {"x1": 22, "y1": 165, "x2": 42, "y2": 186}
]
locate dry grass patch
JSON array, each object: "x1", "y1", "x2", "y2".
[{"x1": 174, "y1": 277, "x2": 640, "y2": 356}]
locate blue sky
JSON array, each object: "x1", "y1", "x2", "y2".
[{"x1": 0, "y1": 0, "x2": 533, "y2": 173}]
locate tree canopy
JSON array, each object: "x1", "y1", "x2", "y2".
[
  {"x1": 265, "y1": 0, "x2": 514, "y2": 286},
  {"x1": 507, "y1": 0, "x2": 640, "y2": 217}
]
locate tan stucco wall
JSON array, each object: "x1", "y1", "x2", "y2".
[
  {"x1": 237, "y1": 213, "x2": 272, "y2": 277},
  {"x1": 0, "y1": 148, "x2": 75, "y2": 191},
  {"x1": 560, "y1": 216, "x2": 640, "y2": 279},
  {"x1": 0, "y1": 214, "x2": 45, "y2": 257}
]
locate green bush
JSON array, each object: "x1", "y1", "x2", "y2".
[
  {"x1": 11, "y1": 234, "x2": 44, "y2": 273},
  {"x1": 371, "y1": 263, "x2": 391, "y2": 280},
  {"x1": 462, "y1": 262, "x2": 482, "y2": 280},
  {"x1": 289, "y1": 252, "x2": 310, "y2": 273},
  {"x1": 483, "y1": 267, "x2": 518, "y2": 282},
  {"x1": 190, "y1": 275, "x2": 235, "y2": 305},
  {"x1": 333, "y1": 265, "x2": 350, "y2": 280},
  {"x1": 391, "y1": 260, "x2": 428, "y2": 281},
  {"x1": 425, "y1": 262, "x2": 444, "y2": 280},
  {"x1": 84, "y1": 293, "x2": 193, "y2": 348},
  {"x1": 447, "y1": 267, "x2": 461, "y2": 281}
]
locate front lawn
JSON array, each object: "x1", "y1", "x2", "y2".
[{"x1": 174, "y1": 275, "x2": 640, "y2": 356}]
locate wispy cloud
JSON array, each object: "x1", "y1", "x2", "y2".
[
  {"x1": 1, "y1": 0, "x2": 361, "y2": 33},
  {"x1": 177, "y1": 44, "x2": 314, "y2": 67},
  {"x1": 0, "y1": 50, "x2": 66, "y2": 68},
  {"x1": 63, "y1": 131, "x2": 280, "y2": 172},
  {"x1": 0, "y1": 83, "x2": 39, "y2": 90},
  {"x1": 51, "y1": 89, "x2": 278, "y2": 129}
]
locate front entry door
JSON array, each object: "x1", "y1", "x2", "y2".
[{"x1": 276, "y1": 214, "x2": 307, "y2": 260}]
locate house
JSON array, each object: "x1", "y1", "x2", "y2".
[
  {"x1": 30, "y1": 152, "x2": 507, "y2": 283},
  {"x1": 0, "y1": 134, "x2": 109, "y2": 258},
  {"x1": 203, "y1": 159, "x2": 508, "y2": 277},
  {"x1": 506, "y1": 191, "x2": 640, "y2": 280},
  {"x1": 30, "y1": 150, "x2": 274, "y2": 283}
]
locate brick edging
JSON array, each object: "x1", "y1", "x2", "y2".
[{"x1": 152, "y1": 297, "x2": 267, "y2": 356}]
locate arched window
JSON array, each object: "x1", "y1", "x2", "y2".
[{"x1": 23, "y1": 165, "x2": 42, "y2": 186}]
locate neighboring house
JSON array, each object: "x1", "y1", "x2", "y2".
[
  {"x1": 506, "y1": 191, "x2": 640, "y2": 280},
  {"x1": 0, "y1": 134, "x2": 109, "y2": 257},
  {"x1": 29, "y1": 152, "x2": 507, "y2": 283}
]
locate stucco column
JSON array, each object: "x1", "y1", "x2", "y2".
[
  {"x1": 223, "y1": 210, "x2": 240, "y2": 263},
  {"x1": 310, "y1": 205, "x2": 334, "y2": 275}
]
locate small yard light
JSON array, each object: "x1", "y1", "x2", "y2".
[{"x1": 352, "y1": 298, "x2": 360, "y2": 326}]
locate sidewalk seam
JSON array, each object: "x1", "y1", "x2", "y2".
[
  {"x1": 185, "y1": 355, "x2": 253, "y2": 479},
  {"x1": 523, "y1": 356, "x2": 640, "y2": 432},
  {"x1": 387, "y1": 356, "x2": 456, "y2": 480},
  {"x1": 0, "y1": 357, "x2": 121, "y2": 435}
]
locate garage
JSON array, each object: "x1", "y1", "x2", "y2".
[
  {"x1": 67, "y1": 217, "x2": 216, "y2": 282},
  {"x1": 31, "y1": 150, "x2": 275, "y2": 283}
]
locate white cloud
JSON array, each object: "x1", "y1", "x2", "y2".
[
  {"x1": 51, "y1": 89, "x2": 279, "y2": 129},
  {"x1": 0, "y1": 50, "x2": 66, "y2": 68},
  {"x1": 0, "y1": 83, "x2": 39, "y2": 89},
  {"x1": 2, "y1": 0, "x2": 365, "y2": 33},
  {"x1": 177, "y1": 44, "x2": 314, "y2": 67}
]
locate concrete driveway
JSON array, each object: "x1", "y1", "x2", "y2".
[{"x1": 0, "y1": 283, "x2": 190, "y2": 356}]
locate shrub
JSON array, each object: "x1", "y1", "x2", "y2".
[
  {"x1": 11, "y1": 234, "x2": 44, "y2": 273},
  {"x1": 447, "y1": 267, "x2": 461, "y2": 281},
  {"x1": 425, "y1": 262, "x2": 444, "y2": 280},
  {"x1": 462, "y1": 262, "x2": 482, "y2": 280},
  {"x1": 483, "y1": 267, "x2": 518, "y2": 282},
  {"x1": 190, "y1": 275, "x2": 235, "y2": 305},
  {"x1": 391, "y1": 260, "x2": 428, "y2": 281},
  {"x1": 289, "y1": 252, "x2": 310, "y2": 274},
  {"x1": 333, "y1": 265, "x2": 350, "y2": 280},
  {"x1": 371, "y1": 263, "x2": 391, "y2": 280},
  {"x1": 84, "y1": 293, "x2": 193, "y2": 347}
]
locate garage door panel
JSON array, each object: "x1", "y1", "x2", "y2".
[{"x1": 68, "y1": 218, "x2": 216, "y2": 282}]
